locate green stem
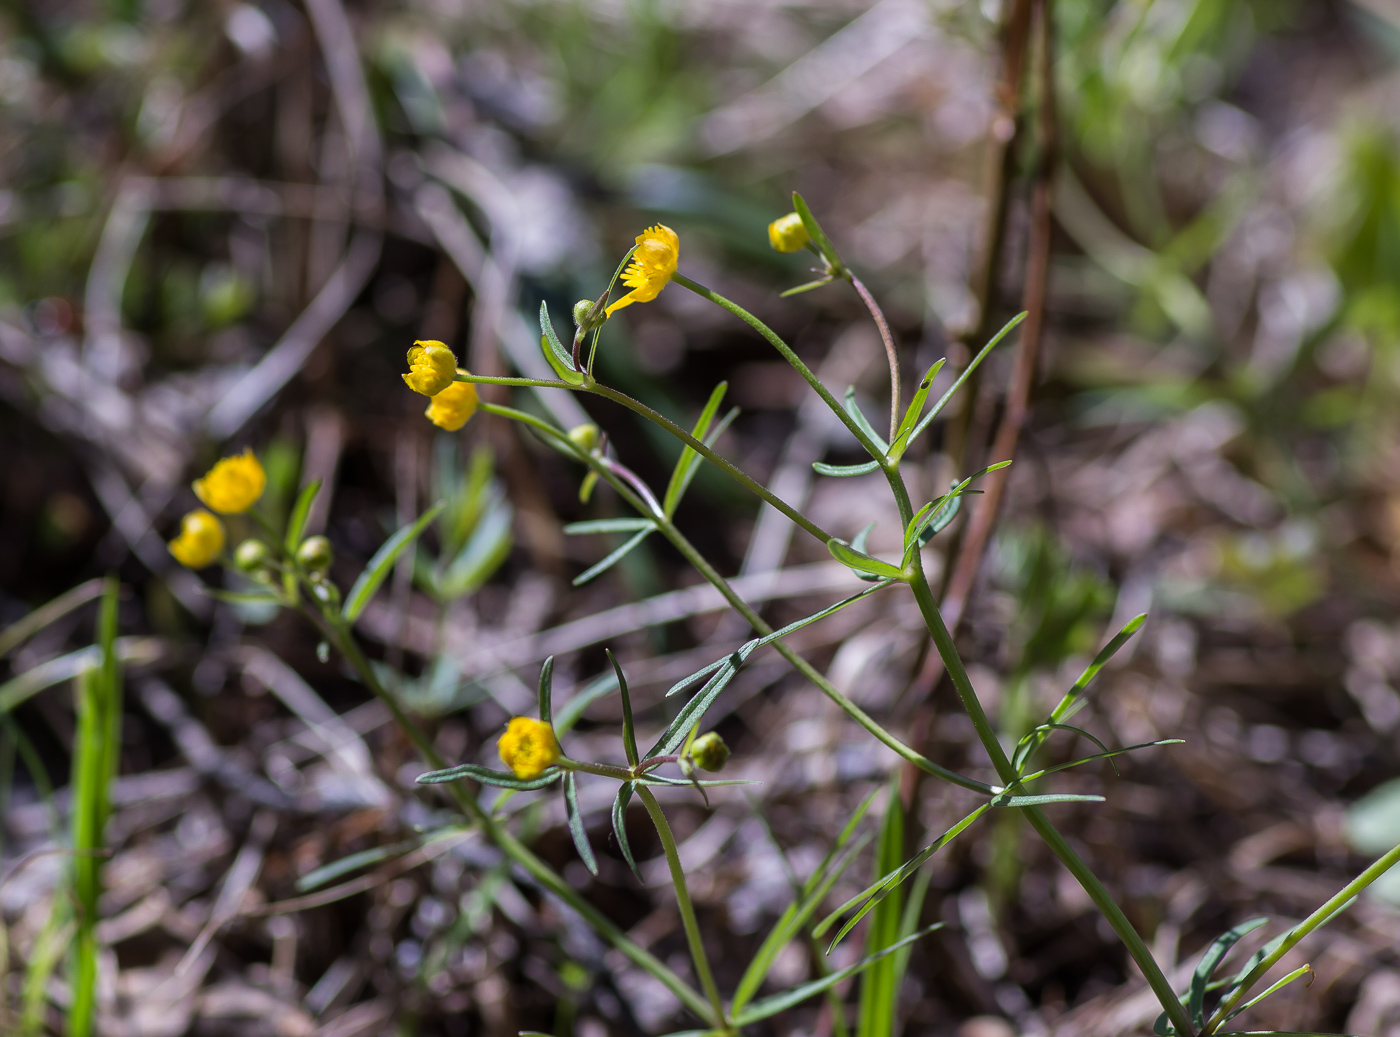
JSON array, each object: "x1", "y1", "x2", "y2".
[
  {"x1": 308, "y1": 608, "x2": 714, "y2": 1021},
  {"x1": 1204, "y1": 839, "x2": 1400, "y2": 1032},
  {"x1": 636, "y1": 784, "x2": 728, "y2": 1029},
  {"x1": 906, "y1": 566, "x2": 1195, "y2": 1036},
  {"x1": 587, "y1": 382, "x2": 835, "y2": 544},
  {"x1": 562, "y1": 758, "x2": 635, "y2": 781},
  {"x1": 673, "y1": 273, "x2": 886, "y2": 463}
]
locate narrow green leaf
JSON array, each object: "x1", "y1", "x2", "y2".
[
  {"x1": 538, "y1": 656, "x2": 554, "y2": 725},
  {"x1": 827, "y1": 538, "x2": 904, "y2": 580},
  {"x1": 342, "y1": 502, "x2": 447, "y2": 622},
  {"x1": 540, "y1": 302, "x2": 586, "y2": 384},
  {"x1": 613, "y1": 782, "x2": 639, "y2": 876},
  {"x1": 667, "y1": 658, "x2": 727, "y2": 699},
  {"x1": 904, "y1": 312, "x2": 1026, "y2": 451},
  {"x1": 1016, "y1": 739, "x2": 1184, "y2": 784},
  {"x1": 0, "y1": 638, "x2": 162, "y2": 714},
  {"x1": 565, "y1": 772, "x2": 598, "y2": 875},
  {"x1": 843, "y1": 386, "x2": 888, "y2": 454},
  {"x1": 791, "y1": 192, "x2": 848, "y2": 279},
  {"x1": 572, "y1": 526, "x2": 656, "y2": 586},
  {"x1": 851, "y1": 521, "x2": 876, "y2": 556},
  {"x1": 889, "y1": 359, "x2": 945, "y2": 458},
  {"x1": 416, "y1": 762, "x2": 562, "y2": 790},
  {"x1": 780, "y1": 276, "x2": 836, "y2": 297},
  {"x1": 664, "y1": 382, "x2": 727, "y2": 517},
  {"x1": 813, "y1": 460, "x2": 881, "y2": 477},
  {"x1": 607, "y1": 650, "x2": 639, "y2": 767},
  {"x1": 296, "y1": 841, "x2": 415, "y2": 892},
  {"x1": 564, "y1": 518, "x2": 656, "y2": 535},
  {"x1": 817, "y1": 805, "x2": 988, "y2": 948},
  {"x1": 733, "y1": 925, "x2": 943, "y2": 1026},
  {"x1": 555, "y1": 670, "x2": 619, "y2": 732},
  {"x1": 437, "y1": 500, "x2": 512, "y2": 599},
  {"x1": 284, "y1": 480, "x2": 321, "y2": 553},
  {"x1": 1224, "y1": 966, "x2": 1315, "y2": 1023},
  {"x1": 992, "y1": 793, "x2": 1106, "y2": 807},
  {"x1": 731, "y1": 835, "x2": 870, "y2": 1013}
]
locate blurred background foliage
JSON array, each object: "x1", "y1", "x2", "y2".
[{"x1": 8, "y1": 0, "x2": 1400, "y2": 1033}]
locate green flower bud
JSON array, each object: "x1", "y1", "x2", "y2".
[
  {"x1": 296, "y1": 535, "x2": 334, "y2": 572},
  {"x1": 573, "y1": 299, "x2": 595, "y2": 327},
  {"x1": 688, "y1": 731, "x2": 730, "y2": 772},
  {"x1": 568, "y1": 422, "x2": 601, "y2": 453},
  {"x1": 234, "y1": 539, "x2": 270, "y2": 572}
]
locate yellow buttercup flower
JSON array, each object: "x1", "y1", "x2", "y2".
[
  {"x1": 605, "y1": 225, "x2": 679, "y2": 316},
  {"x1": 168, "y1": 509, "x2": 226, "y2": 568},
  {"x1": 498, "y1": 717, "x2": 560, "y2": 779},
  {"x1": 193, "y1": 449, "x2": 266, "y2": 514},
  {"x1": 403, "y1": 340, "x2": 458, "y2": 396},
  {"x1": 768, "y1": 212, "x2": 810, "y2": 253},
  {"x1": 425, "y1": 378, "x2": 478, "y2": 431}
]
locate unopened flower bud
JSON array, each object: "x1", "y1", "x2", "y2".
[
  {"x1": 403, "y1": 340, "x2": 458, "y2": 396},
  {"x1": 688, "y1": 731, "x2": 729, "y2": 772},
  {"x1": 568, "y1": 422, "x2": 601, "y2": 453},
  {"x1": 296, "y1": 535, "x2": 333, "y2": 572},
  {"x1": 573, "y1": 299, "x2": 595, "y2": 327},
  {"x1": 234, "y1": 539, "x2": 270, "y2": 572},
  {"x1": 768, "y1": 212, "x2": 810, "y2": 253}
]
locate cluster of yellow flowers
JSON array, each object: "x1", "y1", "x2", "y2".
[
  {"x1": 168, "y1": 449, "x2": 266, "y2": 569},
  {"x1": 402, "y1": 340, "x2": 478, "y2": 431}
]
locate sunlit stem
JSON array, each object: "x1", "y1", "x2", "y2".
[
  {"x1": 636, "y1": 785, "x2": 728, "y2": 1029},
  {"x1": 672, "y1": 273, "x2": 887, "y2": 464},
  {"x1": 847, "y1": 273, "x2": 900, "y2": 445},
  {"x1": 1205, "y1": 838, "x2": 1400, "y2": 1032},
  {"x1": 904, "y1": 551, "x2": 1195, "y2": 1037}
]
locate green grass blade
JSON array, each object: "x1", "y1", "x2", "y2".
[
  {"x1": 342, "y1": 502, "x2": 447, "y2": 622},
  {"x1": 1224, "y1": 965, "x2": 1316, "y2": 1023},
  {"x1": 295, "y1": 841, "x2": 416, "y2": 892},
  {"x1": 0, "y1": 579, "x2": 105, "y2": 659},
  {"x1": 565, "y1": 772, "x2": 598, "y2": 875},
  {"x1": 857, "y1": 783, "x2": 905, "y2": 1037}
]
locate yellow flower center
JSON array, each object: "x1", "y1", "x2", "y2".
[
  {"x1": 498, "y1": 717, "x2": 560, "y2": 779},
  {"x1": 193, "y1": 449, "x2": 266, "y2": 514},
  {"x1": 605, "y1": 225, "x2": 679, "y2": 316}
]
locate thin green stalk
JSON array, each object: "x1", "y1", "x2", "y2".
[
  {"x1": 1204, "y1": 839, "x2": 1400, "y2": 1032},
  {"x1": 673, "y1": 273, "x2": 887, "y2": 463},
  {"x1": 563, "y1": 758, "x2": 635, "y2": 781},
  {"x1": 308, "y1": 608, "x2": 714, "y2": 1021},
  {"x1": 636, "y1": 785, "x2": 728, "y2": 1030},
  {"x1": 847, "y1": 273, "x2": 900, "y2": 445},
  {"x1": 906, "y1": 566, "x2": 1195, "y2": 1036}
]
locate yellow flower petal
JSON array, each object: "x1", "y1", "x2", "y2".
[
  {"x1": 193, "y1": 449, "x2": 266, "y2": 514},
  {"x1": 498, "y1": 717, "x2": 560, "y2": 779},
  {"x1": 168, "y1": 509, "x2": 226, "y2": 569},
  {"x1": 403, "y1": 340, "x2": 458, "y2": 396},
  {"x1": 424, "y1": 379, "x2": 478, "y2": 431},
  {"x1": 768, "y1": 212, "x2": 810, "y2": 253},
  {"x1": 605, "y1": 225, "x2": 679, "y2": 317}
]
